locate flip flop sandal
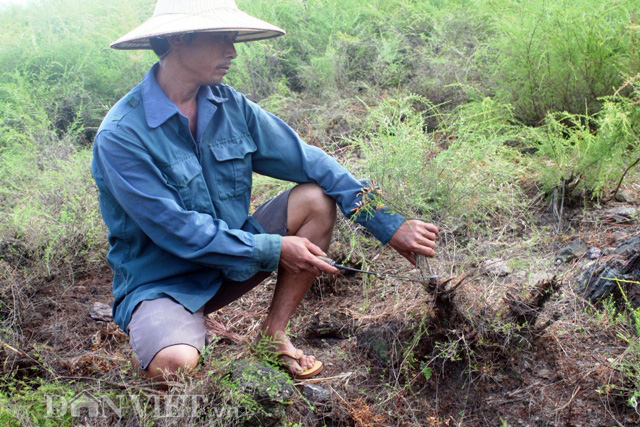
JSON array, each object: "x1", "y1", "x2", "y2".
[{"x1": 278, "y1": 349, "x2": 324, "y2": 380}]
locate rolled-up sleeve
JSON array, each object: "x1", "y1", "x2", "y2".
[
  {"x1": 240, "y1": 95, "x2": 405, "y2": 244},
  {"x1": 93, "y1": 129, "x2": 281, "y2": 281}
]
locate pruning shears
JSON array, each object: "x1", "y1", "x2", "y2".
[{"x1": 317, "y1": 256, "x2": 438, "y2": 281}]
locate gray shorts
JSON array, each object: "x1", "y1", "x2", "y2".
[{"x1": 128, "y1": 188, "x2": 292, "y2": 370}]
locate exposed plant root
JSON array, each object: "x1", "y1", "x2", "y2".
[{"x1": 503, "y1": 276, "x2": 563, "y2": 328}]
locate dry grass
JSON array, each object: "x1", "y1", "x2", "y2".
[{"x1": 2, "y1": 186, "x2": 640, "y2": 426}]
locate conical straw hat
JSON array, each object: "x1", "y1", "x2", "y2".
[{"x1": 111, "y1": 0, "x2": 285, "y2": 49}]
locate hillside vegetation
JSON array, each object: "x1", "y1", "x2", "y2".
[{"x1": 1, "y1": 0, "x2": 640, "y2": 426}]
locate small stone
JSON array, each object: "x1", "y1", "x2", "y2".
[
  {"x1": 612, "y1": 231, "x2": 627, "y2": 241},
  {"x1": 301, "y1": 384, "x2": 331, "y2": 404},
  {"x1": 90, "y1": 302, "x2": 112, "y2": 322},
  {"x1": 530, "y1": 271, "x2": 555, "y2": 284},
  {"x1": 614, "y1": 189, "x2": 636, "y2": 203},
  {"x1": 536, "y1": 368, "x2": 553, "y2": 379},
  {"x1": 581, "y1": 260, "x2": 597, "y2": 272},
  {"x1": 306, "y1": 311, "x2": 351, "y2": 339},
  {"x1": 482, "y1": 258, "x2": 512, "y2": 277},
  {"x1": 605, "y1": 207, "x2": 637, "y2": 223},
  {"x1": 585, "y1": 247, "x2": 602, "y2": 259},
  {"x1": 230, "y1": 360, "x2": 294, "y2": 407},
  {"x1": 556, "y1": 239, "x2": 587, "y2": 263}
]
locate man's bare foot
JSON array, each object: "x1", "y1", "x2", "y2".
[{"x1": 256, "y1": 328, "x2": 320, "y2": 377}]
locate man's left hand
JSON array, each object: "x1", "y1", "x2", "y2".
[{"x1": 388, "y1": 220, "x2": 439, "y2": 265}]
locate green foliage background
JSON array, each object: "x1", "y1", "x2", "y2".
[
  {"x1": 0, "y1": 0, "x2": 637, "y2": 273},
  {"x1": 0, "y1": 0, "x2": 638, "y2": 275}
]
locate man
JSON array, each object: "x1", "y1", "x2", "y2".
[{"x1": 92, "y1": 0, "x2": 438, "y2": 383}]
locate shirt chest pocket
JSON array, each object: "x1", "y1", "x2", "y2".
[
  {"x1": 159, "y1": 156, "x2": 209, "y2": 212},
  {"x1": 210, "y1": 134, "x2": 257, "y2": 200}
]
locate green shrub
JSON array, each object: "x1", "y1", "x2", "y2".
[
  {"x1": 531, "y1": 91, "x2": 640, "y2": 200},
  {"x1": 405, "y1": 2, "x2": 496, "y2": 108},
  {"x1": 232, "y1": 0, "x2": 437, "y2": 100},
  {"x1": 0, "y1": 0, "x2": 153, "y2": 278},
  {"x1": 0, "y1": 0, "x2": 153, "y2": 134},
  {"x1": 0, "y1": 149, "x2": 106, "y2": 276},
  {"x1": 355, "y1": 95, "x2": 528, "y2": 226},
  {"x1": 0, "y1": 379, "x2": 75, "y2": 427},
  {"x1": 484, "y1": 0, "x2": 639, "y2": 124}
]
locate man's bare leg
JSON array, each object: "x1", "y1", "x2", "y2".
[
  {"x1": 259, "y1": 183, "x2": 336, "y2": 374},
  {"x1": 132, "y1": 344, "x2": 200, "y2": 388},
  {"x1": 134, "y1": 184, "x2": 336, "y2": 381}
]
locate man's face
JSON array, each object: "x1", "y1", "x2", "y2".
[{"x1": 173, "y1": 32, "x2": 238, "y2": 86}]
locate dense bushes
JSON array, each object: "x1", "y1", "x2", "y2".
[
  {"x1": 0, "y1": 0, "x2": 153, "y2": 277},
  {"x1": 234, "y1": 0, "x2": 640, "y2": 121},
  {"x1": 355, "y1": 95, "x2": 528, "y2": 226},
  {"x1": 486, "y1": 0, "x2": 638, "y2": 124},
  {"x1": 0, "y1": 0, "x2": 638, "y2": 278}
]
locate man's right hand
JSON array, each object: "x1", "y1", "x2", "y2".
[{"x1": 279, "y1": 236, "x2": 340, "y2": 276}]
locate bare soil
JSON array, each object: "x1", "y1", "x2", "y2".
[{"x1": 2, "y1": 198, "x2": 640, "y2": 427}]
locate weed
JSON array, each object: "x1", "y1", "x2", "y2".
[
  {"x1": 612, "y1": 278, "x2": 640, "y2": 337},
  {"x1": 0, "y1": 378, "x2": 75, "y2": 427},
  {"x1": 531, "y1": 96, "x2": 640, "y2": 201},
  {"x1": 484, "y1": 0, "x2": 639, "y2": 124},
  {"x1": 355, "y1": 95, "x2": 528, "y2": 229},
  {"x1": 248, "y1": 330, "x2": 285, "y2": 369}
]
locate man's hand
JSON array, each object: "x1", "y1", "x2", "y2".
[
  {"x1": 389, "y1": 220, "x2": 439, "y2": 265},
  {"x1": 279, "y1": 236, "x2": 340, "y2": 276}
]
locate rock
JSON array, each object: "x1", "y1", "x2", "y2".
[
  {"x1": 300, "y1": 384, "x2": 331, "y2": 404},
  {"x1": 90, "y1": 302, "x2": 112, "y2": 322},
  {"x1": 614, "y1": 189, "x2": 636, "y2": 203},
  {"x1": 482, "y1": 258, "x2": 512, "y2": 277},
  {"x1": 612, "y1": 231, "x2": 627, "y2": 241},
  {"x1": 529, "y1": 271, "x2": 555, "y2": 284},
  {"x1": 605, "y1": 207, "x2": 637, "y2": 223},
  {"x1": 577, "y1": 236, "x2": 640, "y2": 308},
  {"x1": 585, "y1": 247, "x2": 602, "y2": 260},
  {"x1": 581, "y1": 260, "x2": 597, "y2": 273},
  {"x1": 229, "y1": 360, "x2": 294, "y2": 426},
  {"x1": 305, "y1": 311, "x2": 352, "y2": 339},
  {"x1": 230, "y1": 360, "x2": 294, "y2": 406},
  {"x1": 556, "y1": 239, "x2": 587, "y2": 263}
]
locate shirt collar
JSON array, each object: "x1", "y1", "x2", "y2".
[
  {"x1": 201, "y1": 84, "x2": 228, "y2": 105},
  {"x1": 141, "y1": 63, "x2": 228, "y2": 129}
]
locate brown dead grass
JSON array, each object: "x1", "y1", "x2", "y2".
[{"x1": 2, "y1": 191, "x2": 640, "y2": 426}]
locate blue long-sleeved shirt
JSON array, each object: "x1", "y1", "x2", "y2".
[{"x1": 91, "y1": 64, "x2": 405, "y2": 332}]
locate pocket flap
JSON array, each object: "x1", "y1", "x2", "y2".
[
  {"x1": 160, "y1": 156, "x2": 202, "y2": 187},
  {"x1": 210, "y1": 134, "x2": 257, "y2": 161}
]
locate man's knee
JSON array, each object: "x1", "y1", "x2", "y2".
[
  {"x1": 145, "y1": 344, "x2": 200, "y2": 379},
  {"x1": 293, "y1": 184, "x2": 336, "y2": 222}
]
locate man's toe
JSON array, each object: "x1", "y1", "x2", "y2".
[{"x1": 300, "y1": 354, "x2": 316, "y2": 370}]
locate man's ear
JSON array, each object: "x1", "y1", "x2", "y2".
[
  {"x1": 167, "y1": 33, "x2": 196, "y2": 48},
  {"x1": 167, "y1": 34, "x2": 186, "y2": 49}
]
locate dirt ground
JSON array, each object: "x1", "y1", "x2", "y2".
[{"x1": 2, "y1": 195, "x2": 640, "y2": 427}]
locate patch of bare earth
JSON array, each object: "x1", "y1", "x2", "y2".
[{"x1": 2, "y1": 199, "x2": 640, "y2": 426}]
